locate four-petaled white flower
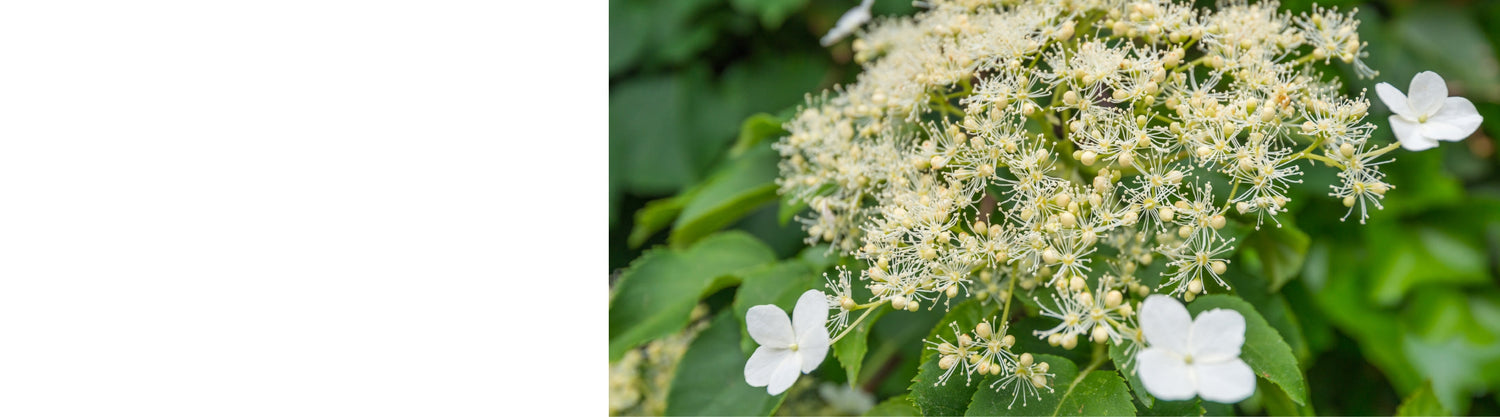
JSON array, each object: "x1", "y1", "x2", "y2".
[
  {"x1": 1135, "y1": 295, "x2": 1255, "y2": 403},
  {"x1": 745, "y1": 289, "x2": 831, "y2": 395},
  {"x1": 820, "y1": 0, "x2": 875, "y2": 46},
  {"x1": 1376, "y1": 71, "x2": 1483, "y2": 151}
]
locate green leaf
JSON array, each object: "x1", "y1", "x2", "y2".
[
  {"x1": 1257, "y1": 378, "x2": 1314, "y2": 416},
  {"x1": 610, "y1": 74, "x2": 703, "y2": 194},
  {"x1": 1396, "y1": 381, "x2": 1452, "y2": 417},
  {"x1": 909, "y1": 299, "x2": 999, "y2": 416},
  {"x1": 864, "y1": 394, "x2": 920, "y2": 417},
  {"x1": 730, "y1": 113, "x2": 786, "y2": 158},
  {"x1": 835, "y1": 307, "x2": 890, "y2": 386},
  {"x1": 609, "y1": 232, "x2": 777, "y2": 361},
  {"x1": 627, "y1": 187, "x2": 699, "y2": 248},
  {"x1": 669, "y1": 144, "x2": 782, "y2": 247},
  {"x1": 1053, "y1": 371, "x2": 1136, "y2": 416},
  {"x1": 665, "y1": 311, "x2": 787, "y2": 416},
  {"x1": 1240, "y1": 222, "x2": 1309, "y2": 292},
  {"x1": 1108, "y1": 341, "x2": 1154, "y2": 408},
  {"x1": 1369, "y1": 226, "x2": 1489, "y2": 306},
  {"x1": 732, "y1": 261, "x2": 820, "y2": 354},
  {"x1": 1139, "y1": 398, "x2": 1203, "y2": 417},
  {"x1": 965, "y1": 354, "x2": 1133, "y2": 416},
  {"x1": 1185, "y1": 295, "x2": 1308, "y2": 405}
]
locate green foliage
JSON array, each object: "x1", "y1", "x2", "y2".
[
  {"x1": 670, "y1": 144, "x2": 782, "y2": 247},
  {"x1": 1395, "y1": 381, "x2": 1451, "y2": 417},
  {"x1": 1185, "y1": 295, "x2": 1308, "y2": 406},
  {"x1": 965, "y1": 355, "x2": 1135, "y2": 416},
  {"x1": 864, "y1": 394, "x2": 920, "y2": 416},
  {"x1": 1239, "y1": 221, "x2": 1309, "y2": 292},
  {"x1": 834, "y1": 307, "x2": 889, "y2": 386},
  {"x1": 731, "y1": 260, "x2": 820, "y2": 353},
  {"x1": 1108, "y1": 341, "x2": 1155, "y2": 408},
  {"x1": 666, "y1": 311, "x2": 787, "y2": 416},
  {"x1": 908, "y1": 299, "x2": 998, "y2": 416},
  {"x1": 609, "y1": 232, "x2": 776, "y2": 361}
]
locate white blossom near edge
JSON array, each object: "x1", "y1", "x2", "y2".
[
  {"x1": 744, "y1": 289, "x2": 830, "y2": 395},
  {"x1": 1375, "y1": 71, "x2": 1483, "y2": 151},
  {"x1": 1135, "y1": 295, "x2": 1255, "y2": 403},
  {"x1": 820, "y1": 0, "x2": 875, "y2": 47}
]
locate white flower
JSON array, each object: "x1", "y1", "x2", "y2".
[
  {"x1": 744, "y1": 289, "x2": 831, "y2": 395},
  {"x1": 1375, "y1": 71, "x2": 1483, "y2": 151},
  {"x1": 820, "y1": 0, "x2": 875, "y2": 47},
  {"x1": 1135, "y1": 295, "x2": 1255, "y2": 403}
]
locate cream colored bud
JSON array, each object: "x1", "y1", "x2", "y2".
[
  {"x1": 1210, "y1": 215, "x2": 1226, "y2": 229},
  {"x1": 1070, "y1": 276, "x2": 1087, "y2": 292},
  {"x1": 1043, "y1": 248, "x2": 1060, "y2": 264},
  {"x1": 939, "y1": 354, "x2": 958, "y2": 370},
  {"x1": 1187, "y1": 279, "x2": 1203, "y2": 294},
  {"x1": 946, "y1": 284, "x2": 959, "y2": 298},
  {"x1": 975, "y1": 322, "x2": 993, "y2": 339},
  {"x1": 1237, "y1": 202, "x2": 1251, "y2": 213},
  {"x1": 1047, "y1": 333, "x2": 1062, "y2": 346},
  {"x1": 841, "y1": 297, "x2": 857, "y2": 311},
  {"x1": 1054, "y1": 192, "x2": 1071, "y2": 206},
  {"x1": 1019, "y1": 352, "x2": 1034, "y2": 367},
  {"x1": 1120, "y1": 302, "x2": 1134, "y2": 317},
  {"x1": 1081, "y1": 150, "x2": 1098, "y2": 165},
  {"x1": 1179, "y1": 225, "x2": 1193, "y2": 238},
  {"x1": 1063, "y1": 90, "x2": 1079, "y2": 105},
  {"x1": 1092, "y1": 325, "x2": 1110, "y2": 343},
  {"x1": 1159, "y1": 207, "x2": 1175, "y2": 222},
  {"x1": 1212, "y1": 260, "x2": 1228, "y2": 275},
  {"x1": 1118, "y1": 152, "x2": 1134, "y2": 167},
  {"x1": 1340, "y1": 143, "x2": 1355, "y2": 158},
  {"x1": 1105, "y1": 290, "x2": 1123, "y2": 308},
  {"x1": 907, "y1": 299, "x2": 920, "y2": 311},
  {"x1": 1059, "y1": 212, "x2": 1077, "y2": 228},
  {"x1": 1184, "y1": 291, "x2": 1197, "y2": 302},
  {"x1": 1002, "y1": 335, "x2": 1016, "y2": 349},
  {"x1": 891, "y1": 295, "x2": 908, "y2": 310},
  {"x1": 1061, "y1": 333, "x2": 1079, "y2": 350},
  {"x1": 1343, "y1": 195, "x2": 1356, "y2": 207},
  {"x1": 1076, "y1": 289, "x2": 1093, "y2": 305}
]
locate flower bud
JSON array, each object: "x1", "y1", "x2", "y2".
[
  {"x1": 1187, "y1": 279, "x2": 1203, "y2": 294},
  {"x1": 891, "y1": 295, "x2": 908, "y2": 310},
  {"x1": 1070, "y1": 276, "x2": 1087, "y2": 292},
  {"x1": 976, "y1": 322, "x2": 993, "y2": 339},
  {"x1": 1061, "y1": 333, "x2": 1079, "y2": 350},
  {"x1": 1091, "y1": 325, "x2": 1110, "y2": 343},
  {"x1": 1105, "y1": 290, "x2": 1123, "y2": 308},
  {"x1": 939, "y1": 354, "x2": 958, "y2": 370}
]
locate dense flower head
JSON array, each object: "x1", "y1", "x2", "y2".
[{"x1": 775, "y1": 0, "x2": 1389, "y2": 402}]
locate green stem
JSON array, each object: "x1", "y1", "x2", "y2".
[{"x1": 830, "y1": 304, "x2": 883, "y2": 344}]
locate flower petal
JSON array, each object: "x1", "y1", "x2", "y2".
[
  {"x1": 1137, "y1": 347, "x2": 1197, "y2": 401},
  {"x1": 819, "y1": 0, "x2": 875, "y2": 46},
  {"x1": 793, "y1": 289, "x2": 830, "y2": 347},
  {"x1": 1374, "y1": 82, "x2": 1412, "y2": 118},
  {"x1": 1390, "y1": 116, "x2": 1438, "y2": 151},
  {"x1": 1194, "y1": 358, "x2": 1255, "y2": 403},
  {"x1": 1422, "y1": 97, "x2": 1483, "y2": 141},
  {"x1": 797, "y1": 328, "x2": 830, "y2": 373},
  {"x1": 748, "y1": 304, "x2": 795, "y2": 348},
  {"x1": 1141, "y1": 295, "x2": 1191, "y2": 353},
  {"x1": 1408, "y1": 71, "x2": 1448, "y2": 116},
  {"x1": 1189, "y1": 308, "x2": 1245, "y2": 363},
  {"x1": 767, "y1": 349, "x2": 803, "y2": 395},
  {"x1": 745, "y1": 346, "x2": 791, "y2": 387}
]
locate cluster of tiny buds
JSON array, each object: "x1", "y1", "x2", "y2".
[
  {"x1": 924, "y1": 319, "x2": 1053, "y2": 408},
  {"x1": 777, "y1": 0, "x2": 1387, "y2": 405}
]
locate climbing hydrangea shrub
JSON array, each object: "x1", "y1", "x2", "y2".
[{"x1": 768, "y1": 0, "x2": 1439, "y2": 406}]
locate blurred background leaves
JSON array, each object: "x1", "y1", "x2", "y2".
[{"x1": 611, "y1": 0, "x2": 1500, "y2": 415}]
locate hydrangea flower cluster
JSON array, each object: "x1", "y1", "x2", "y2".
[{"x1": 773, "y1": 0, "x2": 1396, "y2": 402}]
